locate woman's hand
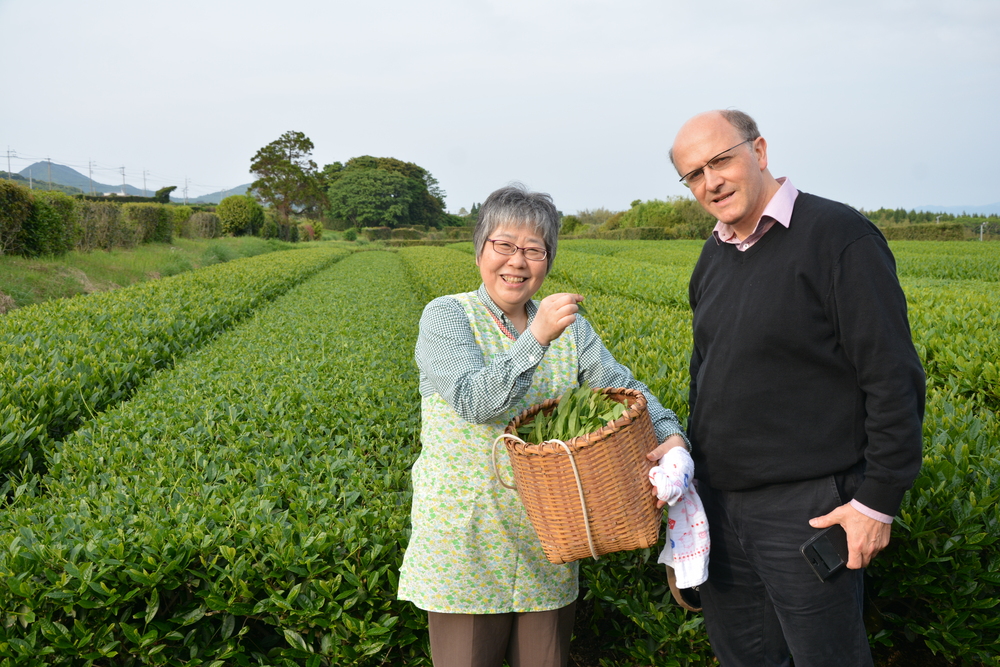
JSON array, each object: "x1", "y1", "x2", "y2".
[
  {"x1": 530, "y1": 293, "x2": 583, "y2": 346},
  {"x1": 647, "y1": 434, "x2": 689, "y2": 508}
]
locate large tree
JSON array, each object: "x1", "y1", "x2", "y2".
[
  {"x1": 323, "y1": 156, "x2": 448, "y2": 228},
  {"x1": 327, "y1": 168, "x2": 414, "y2": 228},
  {"x1": 249, "y1": 131, "x2": 326, "y2": 222}
]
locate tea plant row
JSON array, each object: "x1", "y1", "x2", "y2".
[
  {"x1": 0, "y1": 240, "x2": 996, "y2": 665},
  {"x1": 0, "y1": 246, "x2": 351, "y2": 480}
]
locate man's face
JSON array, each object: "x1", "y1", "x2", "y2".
[{"x1": 672, "y1": 112, "x2": 771, "y2": 237}]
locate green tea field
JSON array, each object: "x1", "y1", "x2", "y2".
[{"x1": 1, "y1": 240, "x2": 997, "y2": 666}]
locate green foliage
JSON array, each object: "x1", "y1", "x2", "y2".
[
  {"x1": 343, "y1": 228, "x2": 358, "y2": 242},
  {"x1": 2, "y1": 241, "x2": 999, "y2": 665},
  {"x1": 560, "y1": 215, "x2": 584, "y2": 236},
  {"x1": 327, "y1": 168, "x2": 415, "y2": 229},
  {"x1": 0, "y1": 180, "x2": 33, "y2": 255},
  {"x1": 598, "y1": 227, "x2": 672, "y2": 240},
  {"x1": 0, "y1": 171, "x2": 84, "y2": 196},
  {"x1": 187, "y1": 211, "x2": 222, "y2": 239},
  {"x1": 881, "y1": 222, "x2": 965, "y2": 241},
  {"x1": 0, "y1": 247, "x2": 350, "y2": 480},
  {"x1": 516, "y1": 384, "x2": 628, "y2": 444},
  {"x1": 76, "y1": 201, "x2": 127, "y2": 250},
  {"x1": 390, "y1": 227, "x2": 423, "y2": 240},
  {"x1": 155, "y1": 185, "x2": 178, "y2": 203},
  {"x1": 608, "y1": 197, "x2": 715, "y2": 239},
  {"x1": 575, "y1": 207, "x2": 618, "y2": 227},
  {"x1": 217, "y1": 195, "x2": 265, "y2": 237},
  {"x1": 121, "y1": 203, "x2": 174, "y2": 245},
  {"x1": 250, "y1": 131, "x2": 326, "y2": 222},
  {"x1": 171, "y1": 205, "x2": 193, "y2": 236},
  {"x1": 0, "y1": 252, "x2": 426, "y2": 665},
  {"x1": 868, "y1": 391, "x2": 1000, "y2": 665},
  {"x1": 20, "y1": 191, "x2": 78, "y2": 257},
  {"x1": 361, "y1": 226, "x2": 393, "y2": 241},
  {"x1": 298, "y1": 220, "x2": 322, "y2": 241},
  {"x1": 324, "y1": 156, "x2": 448, "y2": 229}
]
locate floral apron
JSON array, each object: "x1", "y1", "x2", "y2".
[{"x1": 398, "y1": 291, "x2": 579, "y2": 613}]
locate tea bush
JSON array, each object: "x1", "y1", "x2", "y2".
[
  {"x1": 1, "y1": 241, "x2": 997, "y2": 665},
  {"x1": 0, "y1": 246, "x2": 351, "y2": 479},
  {"x1": 0, "y1": 252, "x2": 427, "y2": 665}
]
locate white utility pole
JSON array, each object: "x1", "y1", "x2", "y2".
[
  {"x1": 120, "y1": 166, "x2": 126, "y2": 195},
  {"x1": 143, "y1": 169, "x2": 148, "y2": 197},
  {"x1": 89, "y1": 160, "x2": 95, "y2": 194}
]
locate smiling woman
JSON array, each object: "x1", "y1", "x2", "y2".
[{"x1": 397, "y1": 183, "x2": 689, "y2": 667}]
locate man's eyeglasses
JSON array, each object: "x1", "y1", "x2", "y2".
[
  {"x1": 487, "y1": 239, "x2": 548, "y2": 261},
  {"x1": 678, "y1": 139, "x2": 753, "y2": 188}
]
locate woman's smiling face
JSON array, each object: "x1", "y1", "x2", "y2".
[{"x1": 477, "y1": 224, "x2": 548, "y2": 320}]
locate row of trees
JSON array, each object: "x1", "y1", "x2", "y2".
[
  {"x1": 0, "y1": 178, "x2": 319, "y2": 259},
  {"x1": 249, "y1": 131, "x2": 463, "y2": 230}
]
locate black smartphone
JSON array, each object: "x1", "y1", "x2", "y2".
[{"x1": 800, "y1": 525, "x2": 849, "y2": 582}]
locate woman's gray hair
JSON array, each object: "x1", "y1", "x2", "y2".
[{"x1": 473, "y1": 183, "x2": 560, "y2": 272}]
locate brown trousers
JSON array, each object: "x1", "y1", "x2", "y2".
[{"x1": 427, "y1": 602, "x2": 576, "y2": 667}]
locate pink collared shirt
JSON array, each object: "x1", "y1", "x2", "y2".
[
  {"x1": 712, "y1": 177, "x2": 798, "y2": 251},
  {"x1": 709, "y1": 177, "x2": 893, "y2": 525}
]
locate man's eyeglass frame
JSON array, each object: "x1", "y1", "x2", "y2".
[{"x1": 678, "y1": 139, "x2": 754, "y2": 188}]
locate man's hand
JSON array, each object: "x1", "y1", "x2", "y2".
[
  {"x1": 646, "y1": 434, "x2": 688, "y2": 509},
  {"x1": 809, "y1": 503, "x2": 891, "y2": 569}
]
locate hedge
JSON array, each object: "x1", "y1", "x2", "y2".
[
  {"x1": 121, "y1": 203, "x2": 173, "y2": 246},
  {"x1": 360, "y1": 227, "x2": 392, "y2": 241},
  {"x1": 0, "y1": 181, "x2": 35, "y2": 256},
  {"x1": 217, "y1": 196, "x2": 265, "y2": 237},
  {"x1": 881, "y1": 222, "x2": 966, "y2": 241},
  {"x1": 188, "y1": 212, "x2": 222, "y2": 239},
  {"x1": 77, "y1": 201, "x2": 128, "y2": 251},
  {"x1": 389, "y1": 228, "x2": 423, "y2": 240},
  {"x1": 596, "y1": 227, "x2": 674, "y2": 241}
]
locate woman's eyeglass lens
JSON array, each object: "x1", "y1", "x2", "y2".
[{"x1": 489, "y1": 240, "x2": 547, "y2": 261}]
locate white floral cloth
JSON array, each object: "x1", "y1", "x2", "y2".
[{"x1": 649, "y1": 446, "x2": 710, "y2": 589}]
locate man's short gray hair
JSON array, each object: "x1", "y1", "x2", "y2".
[
  {"x1": 669, "y1": 109, "x2": 763, "y2": 168},
  {"x1": 473, "y1": 184, "x2": 560, "y2": 272}
]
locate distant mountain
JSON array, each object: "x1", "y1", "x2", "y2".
[
  {"x1": 916, "y1": 203, "x2": 1000, "y2": 216},
  {"x1": 1, "y1": 171, "x2": 84, "y2": 195},
  {"x1": 18, "y1": 161, "x2": 151, "y2": 196},
  {"x1": 183, "y1": 184, "x2": 252, "y2": 205},
  {"x1": 16, "y1": 161, "x2": 253, "y2": 204}
]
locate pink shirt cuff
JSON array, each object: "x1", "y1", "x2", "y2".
[{"x1": 850, "y1": 499, "x2": 893, "y2": 524}]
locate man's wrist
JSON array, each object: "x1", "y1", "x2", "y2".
[{"x1": 850, "y1": 499, "x2": 893, "y2": 524}]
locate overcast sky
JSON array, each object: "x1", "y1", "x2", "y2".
[{"x1": 2, "y1": 0, "x2": 997, "y2": 213}]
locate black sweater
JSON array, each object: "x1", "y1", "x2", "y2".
[{"x1": 688, "y1": 192, "x2": 925, "y2": 516}]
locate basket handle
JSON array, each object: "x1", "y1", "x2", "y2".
[
  {"x1": 491, "y1": 434, "x2": 599, "y2": 561},
  {"x1": 491, "y1": 434, "x2": 522, "y2": 490},
  {"x1": 548, "y1": 439, "x2": 599, "y2": 561}
]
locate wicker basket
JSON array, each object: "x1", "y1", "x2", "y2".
[{"x1": 493, "y1": 387, "x2": 661, "y2": 564}]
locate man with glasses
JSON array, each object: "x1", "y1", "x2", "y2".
[{"x1": 666, "y1": 110, "x2": 925, "y2": 666}]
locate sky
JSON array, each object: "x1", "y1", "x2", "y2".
[{"x1": 1, "y1": 0, "x2": 998, "y2": 214}]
